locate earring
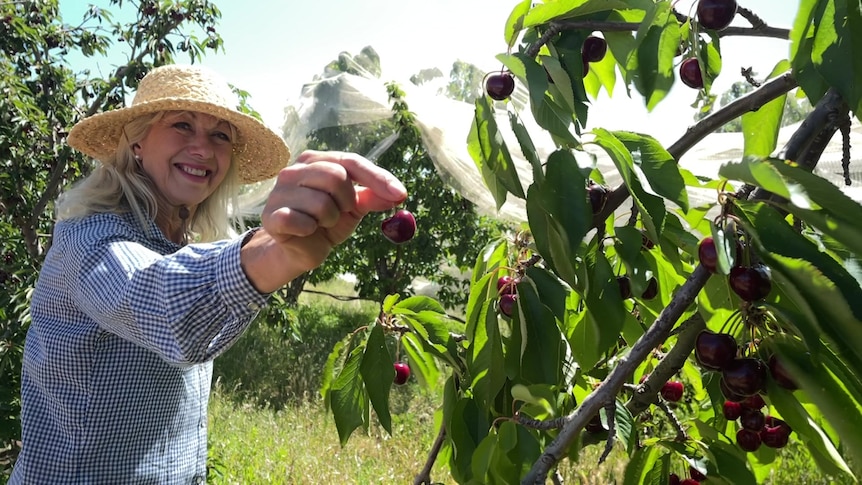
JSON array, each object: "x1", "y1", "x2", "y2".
[{"x1": 134, "y1": 154, "x2": 142, "y2": 163}]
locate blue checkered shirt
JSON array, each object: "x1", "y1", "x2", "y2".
[{"x1": 10, "y1": 211, "x2": 269, "y2": 484}]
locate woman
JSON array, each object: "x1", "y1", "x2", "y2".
[{"x1": 10, "y1": 64, "x2": 407, "y2": 483}]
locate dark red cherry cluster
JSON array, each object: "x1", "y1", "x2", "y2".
[
  {"x1": 496, "y1": 274, "x2": 519, "y2": 318},
  {"x1": 698, "y1": 236, "x2": 772, "y2": 302},
  {"x1": 722, "y1": 394, "x2": 793, "y2": 452}
]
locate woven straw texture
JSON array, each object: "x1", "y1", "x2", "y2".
[{"x1": 68, "y1": 64, "x2": 290, "y2": 184}]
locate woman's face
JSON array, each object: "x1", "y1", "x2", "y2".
[{"x1": 135, "y1": 111, "x2": 233, "y2": 210}]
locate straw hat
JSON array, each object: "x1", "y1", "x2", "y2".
[{"x1": 67, "y1": 64, "x2": 290, "y2": 184}]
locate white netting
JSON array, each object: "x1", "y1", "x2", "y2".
[{"x1": 241, "y1": 63, "x2": 862, "y2": 221}]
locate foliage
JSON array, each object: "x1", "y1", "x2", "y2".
[
  {"x1": 0, "y1": 0, "x2": 226, "y2": 457},
  {"x1": 322, "y1": 1, "x2": 862, "y2": 484}
]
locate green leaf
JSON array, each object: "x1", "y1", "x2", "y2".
[
  {"x1": 510, "y1": 279, "x2": 573, "y2": 385},
  {"x1": 810, "y1": 0, "x2": 862, "y2": 116},
  {"x1": 467, "y1": 299, "x2": 506, "y2": 410},
  {"x1": 764, "y1": 350, "x2": 856, "y2": 479},
  {"x1": 525, "y1": 265, "x2": 571, "y2": 323},
  {"x1": 503, "y1": 0, "x2": 532, "y2": 47},
  {"x1": 574, "y1": 250, "x2": 626, "y2": 370},
  {"x1": 614, "y1": 399, "x2": 637, "y2": 456},
  {"x1": 329, "y1": 345, "x2": 369, "y2": 445},
  {"x1": 525, "y1": 150, "x2": 591, "y2": 287},
  {"x1": 401, "y1": 332, "x2": 440, "y2": 393},
  {"x1": 614, "y1": 131, "x2": 689, "y2": 213},
  {"x1": 508, "y1": 111, "x2": 544, "y2": 184},
  {"x1": 468, "y1": 96, "x2": 526, "y2": 209},
  {"x1": 591, "y1": 129, "x2": 667, "y2": 242},
  {"x1": 359, "y1": 323, "x2": 393, "y2": 434},
  {"x1": 631, "y1": 3, "x2": 678, "y2": 110},
  {"x1": 393, "y1": 294, "x2": 447, "y2": 314},
  {"x1": 741, "y1": 93, "x2": 786, "y2": 158},
  {"x1": 522, "y1": 0, "x2": 631, "y2": 29},
  {"x1": 641, "y1": 453, "x2": 671, "y2": 485},
  {"x1": 769, "y1": 335, "x2": 862, "y2": 473},
  {"x1": 623, "y1": 445, "x2": 661, "y2": 485},
  {"x1": 706, "y1": 440, "x2": 758, "y2": 485}
]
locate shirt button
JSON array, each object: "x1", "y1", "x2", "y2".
[
  {"x1": 193, "y1": 475, "x2": 204, "y2": 484},
  {"x1": 199, "y1": 418, "x2": 206, "y2": 428},
  {"x1": 247, "y1": 301, "x2": 260, "y2": 311}
]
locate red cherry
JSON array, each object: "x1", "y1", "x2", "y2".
[
  {"x1": 641, "y1": 277, "x2": 659, "y2": 300},
  {"x1": 768, "y1": 354, "x2": 798, "y2": 390},
  {"x1": 669, "y1": 473, "x2": 681, "y2": 485},
  {"x1": 689, "y1": 466, "x2": 707, "y2": 481},
  {"x1": 680, "y1": 58, "x2": 704, "y2": 89},
  {"x1": 497, "y1": 275, "x2": 518, "y2": 295},
  {"x1": 618, "y1": 275, "x2": 632, "y2": 299},
  {"x1": 393, "y1": 362, "x2": 410, "y2": 385},
  {"x1": 723, "y1": 400, "x2": 743, "y2": 420},
  {"x1": 585, "y1": 413, "x2": 605, "y2": 433},
  {"x1": 680, "y1": 480, "x2": 700, "y2": 485},
  {"x1": 740, "y1": 408, "x2": 766, "y2": 431},
  {"x1": 697, "y1": 0, "x2": 738, "y2": 31},
  {"x1": 381, "y1": 209, "x2": 416, "y2": 244},
  {"x1": 660, "y1": 381, "x2": 685, "y2": 402},
  {"x1": 737, "y1": 428, "x2": 762, "y2": 452},
  {"x1": 485, "y1": 71, "x2": 515, "y2": 101},
  {"x1": 728, "y1": 264, "x2": 772, "y2": 301},
  {"x1": 581, "y1": 35, "x2": 607, "y2": 63},
  {"x1": 587, "y1": 183, "x2": 609, "y2": 214},
  {"x1": 499, "y1": 293, "x2": 517, "y2": 317},
  {"x1": 722, "y1": 358, "x2": 768, "y2": 397},
  {"x1": 694, "y1": 330, "x2": 737, "y2": 371},
  {"x1": 740, "y1": 394, "x2": 765, "y2": 410}
]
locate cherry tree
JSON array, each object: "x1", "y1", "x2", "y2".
[{"x1": 324, "y1": 0, "x2": 862, "y2": 483}]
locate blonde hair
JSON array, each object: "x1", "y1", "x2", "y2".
[{"x1": 57, "y1": 111, "x2": 244, "y2": 242}]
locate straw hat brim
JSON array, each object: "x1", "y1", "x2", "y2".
[{"x1": 68, "y1": 97, "x2": 290, "y2": 184}]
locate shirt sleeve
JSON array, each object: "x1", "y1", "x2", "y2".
[{"x1": 61, "y1": 218, "x2": 271, "y2": 365}]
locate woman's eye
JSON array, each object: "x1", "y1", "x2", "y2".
[
  {"x1": 213, "y1": 131, "x2": 231, "y2": 142},
  {"x1": 173, "y1": 121, "x2": 192, "y2": 130}
]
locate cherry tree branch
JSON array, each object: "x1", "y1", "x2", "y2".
[
  {"x1": 625, "y1": 314, "x2": 706, "y2": 417},
  {"x1": 521, "y1": 265, "x2": 711, "y2": 484},
  {"x1": 413, "y1": 426, "x2": 447, "y2": 485},
  {"x1": 593, "y1": 71, "x2": 799, "y2": 227}
]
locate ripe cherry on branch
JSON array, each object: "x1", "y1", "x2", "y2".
[
  {"x1": 660, "y1": 381, "x2": 684, "y2": 402},
  {"x1": 581, "y1": 35, "x2": 607, "y2": 63},
  {"x1": 393, "y1": 362, "x2": 411, "y2": 385},
  {"x1": 697, "y1": 0, "x2": 739, "y2": 31},
  {"x1": 679, "y1": 57, "x2": 704, "y2": 89},
  {"x1": 484, "y1": 71, "x2": 516, "y2": 101},
  {"x1": 381, "y1": 209, "x2": 416, "y2": 244}
]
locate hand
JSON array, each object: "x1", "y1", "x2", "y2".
[{"x1": 259, "y1": 150, "x2": 407, "y2": 275}]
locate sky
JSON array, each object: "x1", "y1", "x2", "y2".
[{"x1": 59, "y1": 0, "x2": 800, "y2": 146}]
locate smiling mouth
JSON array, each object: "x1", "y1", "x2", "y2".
[{"x1": 177, "y1": 164, "x2": 211, "y2": 177}]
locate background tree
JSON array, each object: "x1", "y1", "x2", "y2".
[{"x1": 0, "y1": 0, "x2": 229, "y2": 463}]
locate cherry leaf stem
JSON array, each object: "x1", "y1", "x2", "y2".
[{"x1": 522, "y1": 265, "x2": 711, "y2": 484}]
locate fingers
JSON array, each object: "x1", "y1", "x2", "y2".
[{"x1": 294, "y1": 150, "x2": 407, "y2": 205}]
